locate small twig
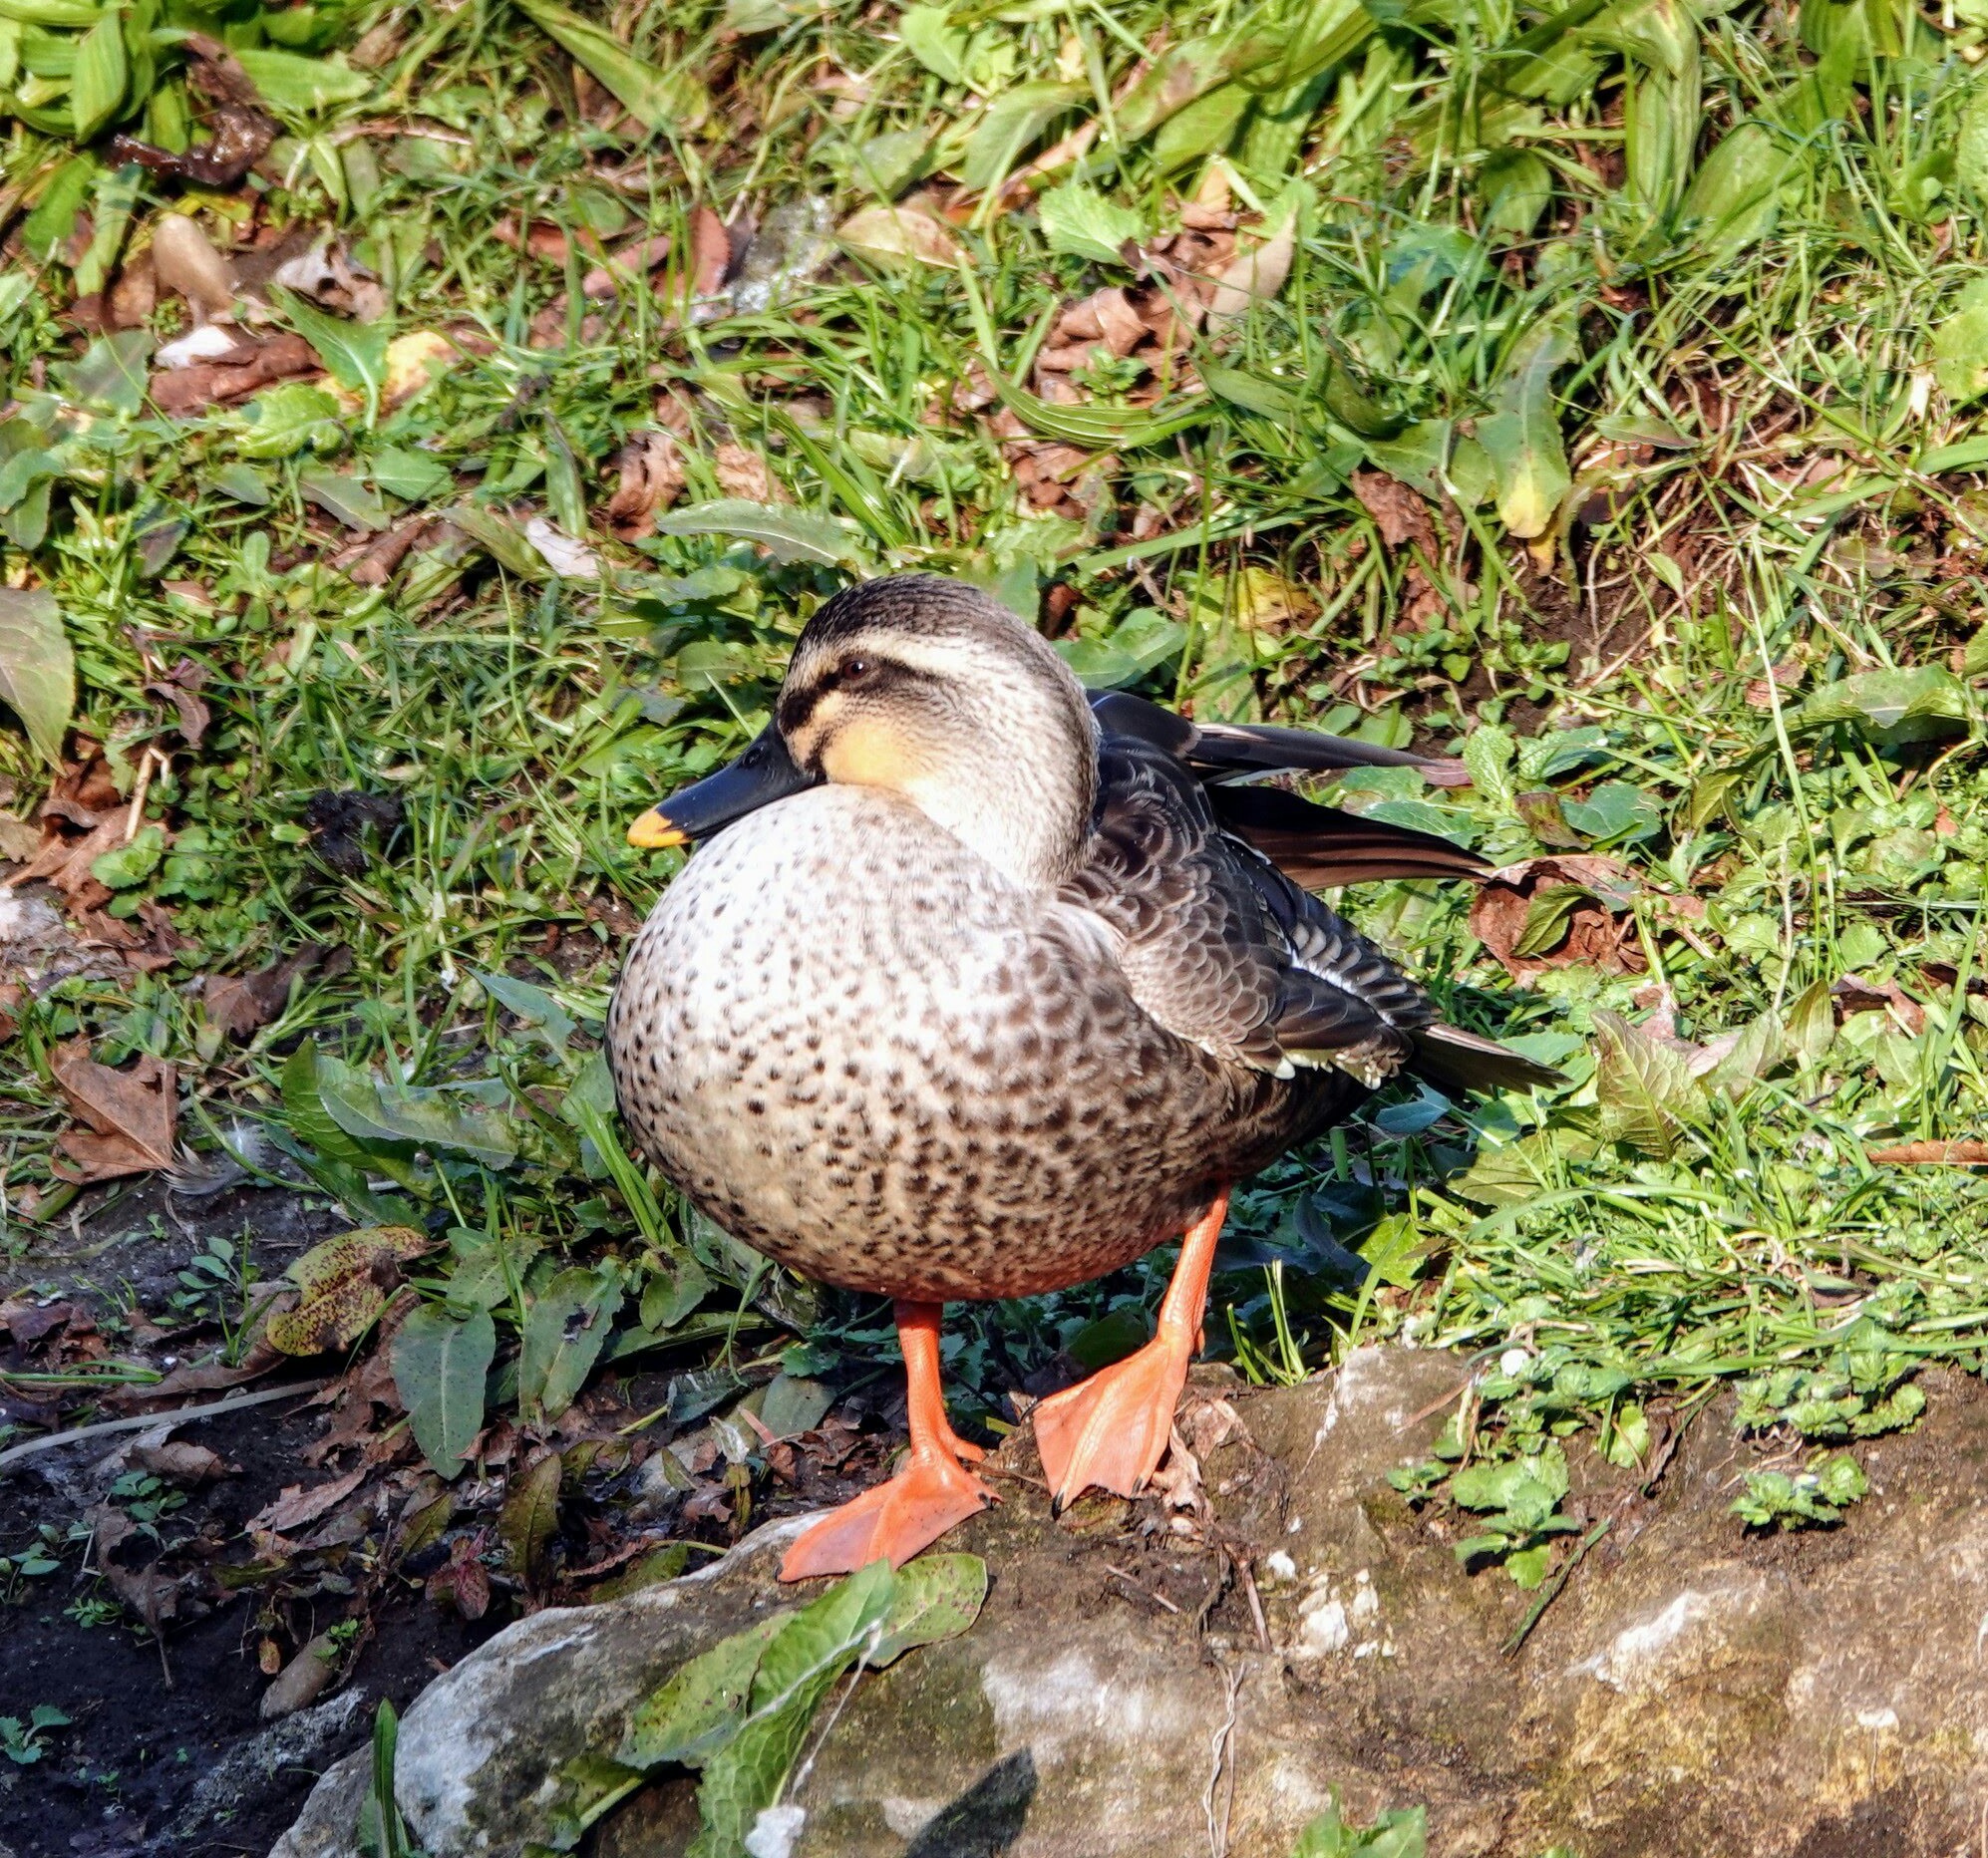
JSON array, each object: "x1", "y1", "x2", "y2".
[
  {"x1": 1501, "y1": 1518, "x2": 1611, "y2": 1656},
  {"x1": 1104, "y1": 1561, "x2": 1180, "y2": 1614},
  {"x1": 124, "y1": 747, "x2": 161, "y2": 842},
  {"x1": 0, "y1": 1380, "x2": 331, "y2": 1475},
  {"x1": 1235, "y1": 1553, "x2": 1270, "y2": 1653}
]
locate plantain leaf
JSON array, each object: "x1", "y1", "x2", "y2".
[
  {"x1": 315, "y1": 1053, "x2": 519, "y2": 1166},
  {"x1": 957, "y1": 81, "x2": 1081, "y2": 194},
  {"x1": 232, "y1": 47, "x2": 372, "y2": 117},
  {"x1": 652, "y1": 498, "x2": 864, "y2": 566},
  {"x1": 68, "y1": 10, "x2": 126, "y2": 140},
  {"x1": 511, "y1": 0, "x2": 692, "y2": 132},
  {"x1": 1478, "y1": 317, "x2": 1573, "y2": 539},
  {"x1": 265, "y1": 1225, "x2": 430, "y2": 1356},
  {"x1": 497, "y1": 1450, "x2": 562, "y2": 1590},
  {"x1": 392, "y1": 1303, "x2": 495, "y2": 1479},
  {"x1": 0, "y1": 586, "x2": 72, "y2": 766},
  {"x1": 618, "y1": 1614, "x2": 787, "y2": 1768},
  {"x1": 689, "y1": 1561, "x2": 897, "y2": 1857},
  {"x1": 869, "y1": 1552, "x2": 987, "y2": 1667},
  {"x1": 517, "y1": 1266, "x2": 623, "y2": 1421}
]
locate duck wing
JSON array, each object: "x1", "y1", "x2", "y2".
[
  {"x1": 1065, "y1": 737, "x2": 1561, "y2": 1094},
  {"x1": 1089, "y1": 691, "x2": 1486, "y2": 888}
]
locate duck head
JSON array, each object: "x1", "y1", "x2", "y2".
[{"x1": 628, "y1": 574, "x2": 1098, "y2": 890}]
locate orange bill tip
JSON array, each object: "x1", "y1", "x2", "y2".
[{"x1": 626, "y1": 809, "x2": 688, "y2": 850}]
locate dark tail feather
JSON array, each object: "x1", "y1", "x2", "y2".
[
  {"x1": 1410, "y1": 1024, "x2": 1564, "y2": 1095},
  {"x1": 1209, "y1": 784, "x2": 1490, "y2": 888},
  {"x1": 1091, "y1": 691, "x2": 1450, "y2": 779}
]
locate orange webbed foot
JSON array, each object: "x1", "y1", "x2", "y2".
[
  {"x1": 1031, "y1": 1329, "x2": 1193, "y2": 1505},
  {"x1": 778, "y1": 1444, "x2": 994, "y2": 1581}
]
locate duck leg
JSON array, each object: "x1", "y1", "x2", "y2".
[
  {"x1": 1032, "y1": 1192, "x2": 1229, "y2": 1505},
  {"x1": 779, "y1": 1301, "x2": 994, "y2": 1581}
]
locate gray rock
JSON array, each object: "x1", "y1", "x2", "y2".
[
  {"x1": 274, "y1": 1349, "x2": 1988, "y2": 1858},
  {"x1": 172, "y1": 1688, "x2": 370, "y2": 1842}
]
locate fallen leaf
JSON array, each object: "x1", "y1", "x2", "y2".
[
  {"x1": 0, "y1": 587, "x2": 75, "y2": 769},
  {"x1": 148, "y1": 333, "x2": 318, "y2": 416},
  {"x1": 1470, "y1": 856, "x2": 1645, "y2": 984},
  {"x1": 1351, "y1": 471, "x2": 1439, "y2": 555},
  {"x1": 713, "y1": 445, "x2": 778, "y2": 503},
  {"x1": 106, "y1": 36, "x2": 274, "y2": 187},
  {"x1": 523, "y1": 517, "x2": 603, "y2": 580},
  {"x1": 50, "y1": 1040, "x2": 176, "y2": 1180},
  {"x1": 601, "y1": 433, "x2": 685, "y2": 539},
  {"x1": 146, "y1": 213, "x2": 235, "y2": 320},
  {"x1": 204, "y1": 942, "x2": 334, "y2": 1040},
  {"x1": 265, "y1": 1227, "x2": 429, "y2": 1357},
  {"x1": 130, "y1": 1440, "x2": 234, "y2": 1485},
  {"x1": 690, "y1": 205, "x2": 731, "y2": 297},
  {"x1": 836, "y1": 204, "x2": 961, "y2": 267},
  {"x1": 260, "y1": 1631, "x2": 341, "y2": 1719},
  {"x1": 1204, "y1": 212, "x2": 1296, "y2": 319},
  {"x1": 144, "y1": 658, "x2": 212, "y2": 748},
  {"x1": 579, "y1": 233, "x2": 674, "y2": 300},
  {"x1": 249, "y1": 1463, "x2": 369, "y2": 1535}
]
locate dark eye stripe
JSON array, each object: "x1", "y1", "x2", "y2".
[{"x1": 778, "y1": 657, "x2": 925, "y2": 741}]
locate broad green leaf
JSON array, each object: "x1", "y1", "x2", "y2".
[
  {"x1": 1479, "y1": 318, "x2": 1573, "y2": 539},
  {"x1": 1479, "y1": 147, "x2": 1551, "y2": 237},
  {"x1": 639, "y1": 1254, "x2": 711, "y2": 1332},
  {"x1": 512, "y1": 0, "x2": 692, "y2": 133},
  {"x1": 212, "y1": 463, "x2": 273, "y2": 505},
  {"x1": 1960, "y1": 80, "x2": 1988, "y2": 206},
  {"x1": 392, "y1": 1303, "x2": 495, "y2": 1479},
  {"x1": 652, "y1": 499, "x2": 863, "y2": 566},
  {"x1": 898, "y1": 4, "x2": 970, "y2": 83},
  {"x1": 1201, "y1": 364, "x2": 1298, "y2": 419},
  {"x1": 69, "y1": 10, "x2": 125, "y2": 139},
  {"x1": 618, "y1": 1614, "x2": 787, "y2": 1768},
  {"x1": 57, "y1": 329, "x2": 151, "y2": 417},
  {"x1": 90, "y1": 823, "x2": 163, "y2": 888},
  {"x1": 868, "y1": 1552, "x2": 986, "y2": 1666},
  {"x1": 1561, "y1": 780, "x2": 1661, "y2": 844},
  {"x1": 957, "y1": 81, "x2": 1081, "y2": 194},
  {"x1": 1292, "y1": 1797, "x2": 1428, "y2": 1858},
  {"x1": 498, "y1": 1450, "x2": 562, "y2": 1589},
  {"x1": 0, "y1": 586, "x2": 73, "y2": 766},
  {"x1": 518, "y1": 1266, "x2": 623, "y2": 1421},
  {"x1": 316, "y1": 1055, "x2": 519, "y2": 1166},
  {"x1": 21, "y1": 156, "x2": 94, "y2": 261},
  {"x1": 232, "y1": 383, "x2": 345, "y2": 460},
  {"x1": 1935, "y1": 279, "x2": 1988, "y2": 407},
  {"x1": 1786, "y1": 665, "x2": 1968, "y2": 734},
  {"x1": 278, "y1": 289, "x2": 389, "y2": 416},
  {"x1": 690, "y1": 1562, "x2": 897, "y2": 1857},
  {"x1": 299, "y1": 466, "x2": 390, "y2": 531},
  {"x1": 1365, "y1": 420, "x2": 1451, "y2": 497},
  {"x1": 1037, "y1": 179, "x2": 1145, "y2": 263},
  {"x1": 232, "y1": 47, "x2": 372, "y2": 117},
  {"x1": 1592, "y1": 1009, "x2": 1701, "y2": 1156},
  {"x1": 265, "y1": 1225, "x2": 429, "y2": 1356},
  {"x1": 473, "y1": 968, "x2": 577, "y2": 1057}
]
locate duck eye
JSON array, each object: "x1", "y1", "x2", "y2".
[{"x1": 844, "y1": 657, "x2": 870, "y2": 681}]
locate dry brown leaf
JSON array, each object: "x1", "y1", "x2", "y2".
[
  {"x1": 204, "y1": 942, "x2": 333, "y2": 1041},
  {"x1": 713, "y1": 444, "x2": 778, "y2": 502},
  {"x1": 1470, "y1": 856, "x2": 1645, "y2": 984},
  {"x1": 1204, "y1": 215, "x2": 1296, "y2": 319},
  {"x1": 250, "y1": 1464, "x2": 369, "y2": 1536},
  {"x1": 149, "y1": 333, "x2": 318, "y2": 416},
  {"x1": 1352, "y1": 471, "x2": 1439, "y2": 555},
  {"x1": 579, "y1": 233, "x2": 674, "y2": 301},
  {"x1": 50, "y1": 1039, "x2": 176, "y2": 1181},
  {"x1": 689, "y1": 205, "x2": 731, "y2": 298},
  {"x1": 130, "y1": 1440, "x2": 234, "y2": 1485},
  {"x1": 144, "y1": 658, "x2": 211, "y2": 749},
  {"x1": 601, "y1": 432, "x2": 686, "y2": 540}
]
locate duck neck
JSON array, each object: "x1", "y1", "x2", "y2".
[{"x1": 903, "y1": 737, "x2": 1096, "y2": 890}]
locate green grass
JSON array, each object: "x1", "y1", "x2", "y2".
[{"x1": 4, "y1": 0, "x2": 1988, "y2": 1578}]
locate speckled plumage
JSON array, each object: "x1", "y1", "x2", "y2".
[{"x1": 604, "y1": 576, "x2": 1495, "y2": 1305}]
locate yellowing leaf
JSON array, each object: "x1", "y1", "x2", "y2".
[
  {"x1": 0, "y1": 587, "x2": 73, "y2": 766},
  {"x1": 265, "y1": 1226, "x2": 429, "y2": 1356},
  {"x1": 836, "y1": 204, "x2": 961, "y2": 267},
  {"x1": 1479, "y1": 318, "x2": 1573, "y2": 539}
]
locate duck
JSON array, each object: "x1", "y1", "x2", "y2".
[{"x1": 607, "y1": 572, "x2": 1555, "y2": 1581}]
